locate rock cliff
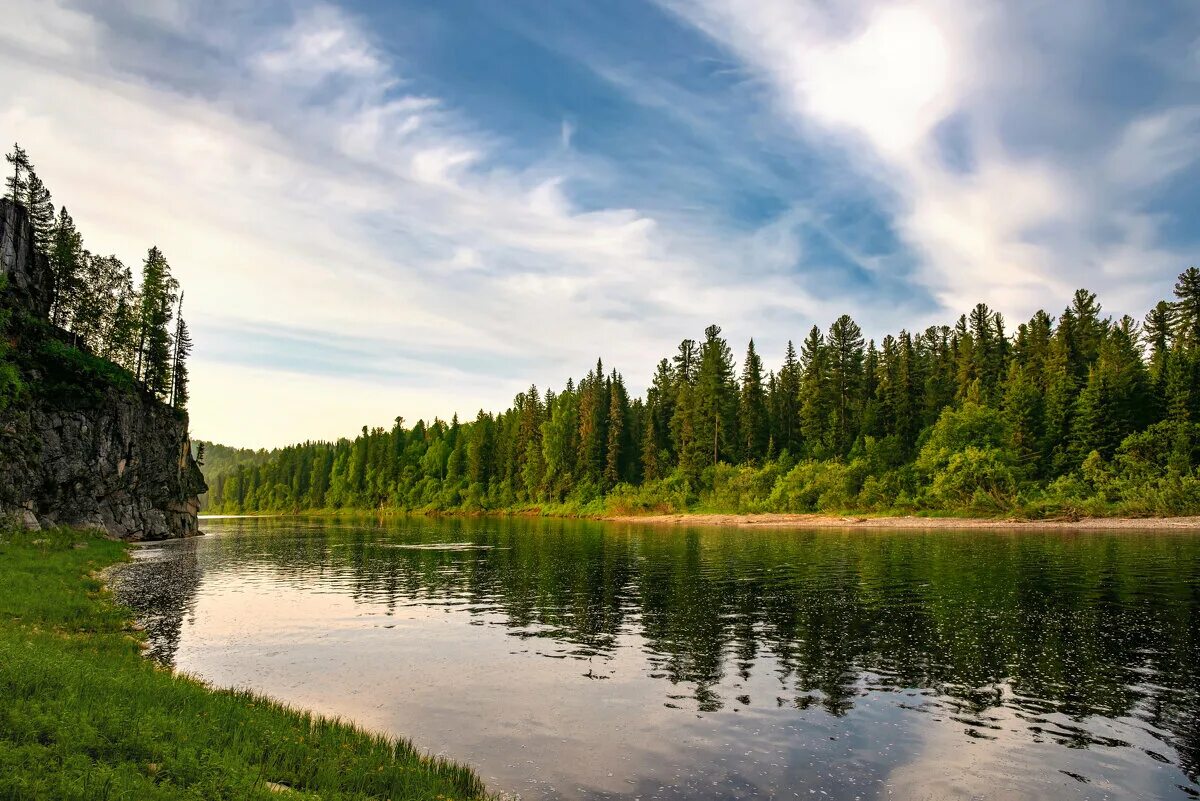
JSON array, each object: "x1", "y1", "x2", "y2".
[{"x1": 0, "y1": 199, "x2": 205, "y2": 539}]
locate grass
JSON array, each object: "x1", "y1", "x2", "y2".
[{"x1": 0, "y1": 527, "x2": 491, "y2": 801}]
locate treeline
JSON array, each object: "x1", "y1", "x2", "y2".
[
  {"x1": 4, "y1": 144, "x2": 192, "y2": 408},
  {"x1": 206, "y1": 270, "x2": 1200, "y2": 519}
]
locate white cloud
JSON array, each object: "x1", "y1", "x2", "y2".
[
  {"x1": 255, "y1": 5, "x2": 383, "y2": 80},
  {"x1": 662, "y1": 0, "x2": 1198, "y2": 315},
  {"x1": 0, "y1": 0, "x2": 832, "y2": 446}
]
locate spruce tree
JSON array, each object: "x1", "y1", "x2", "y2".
[
  {"x1": 640, "y1": 405, "x2": 661, "y2": 482},
  {"x1": 1001, "y1": 361, "x2": 1043, "y2": 469},
  {"x1": 49, "y1": 207, "x2": 83, "y2": 329},
  {"x1": 776, "y1": 341, "x2": 801, "y2": 454},
  {"x1": 693, "y1": 325, "x2": 737, "y2": 468},
  {"x1": 604, "y1": 372, "x2": 629, "y2": 488},
  {"x1": 646, "y1": 359, "x2": 675, "y2": 462},
  {"x1": 137, "y1": 246, "x2": 177, "y2": 397},
  {"x1": 737, "y1": 339, "x2": 769, "y2": 462},
  {"x1": 25, "y1": 171, "x2": 55, "y2": 254},
  {"x1": 171, "y1": 294, "x2": 192, "y2": 410},
  {"x1": 798, "y1": 325, "x2": 831, "y2": 457},
  {"x1": 1174, "y1": 267, "x2": 1200, "y2": 347},
  {"x1": 4, "y1": 143, "x2": 29, "y2": 205},
  {"x1": 827, "y1": 314, "x2": 865, "y2": 455}
]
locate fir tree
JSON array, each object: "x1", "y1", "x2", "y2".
[
  {"x1": 737, "y1": 340, "x2": 769, "y2": 463},
  {"x1": 1174, "y1": 267, "x2": 1200, "y2": 347},
  {"x1": 171, "y1": 294, "x2": 192, "y2": 410},
  {"x1": 49, "y1": 207, "x2": 83, "y2": 329},
  {"x1": 25, "y1": 171, "x2": 55, "y2": 254},
  {"x1": 798, "y1": 325, "x2": 831, "y2": 458},
  {"x1": 137, "y1": 246, "x2": 178, "y2": 398},
  {"x1": 604, "y1": 372, "x2": 629, "y2": 488},
  {"x1": 693, "y1": 325, "x2": 737, "y2": 468},
  {"x1": 4, "y1": 143, "x2": 29, "y2": 205},
  {"x1": 776, "y1": 341, "x2": 801, "y2": 454},
  {"x1": 827, "y1": 314, "x2": 865, "y2": 455}
]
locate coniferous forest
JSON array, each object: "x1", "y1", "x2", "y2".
[
  {"x1": 1, "y1": 144, "x2": 192, "y2": 410},
  {"x1": 204, "y1": 268, "x2": 1200, "y2": 519}
]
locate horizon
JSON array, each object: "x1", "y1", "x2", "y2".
[{"x1": 3, "y1": 0, "x2": 1198, "y2": 449}]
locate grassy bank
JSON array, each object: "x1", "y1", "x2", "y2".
[{"x1": 0, "y1": 527, "x2": 490, "y2": 801}]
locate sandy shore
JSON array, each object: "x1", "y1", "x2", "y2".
[{"x1": 601, "y1": 513, "x2": 1200, "y2": 530}]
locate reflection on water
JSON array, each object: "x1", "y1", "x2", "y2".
[{"x1": 112, "y1": 516, "x2": 1200, "y2": 800}]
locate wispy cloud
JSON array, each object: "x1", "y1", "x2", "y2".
[
  {"x1": 659, "y1": 0, "x2": 1200, "y2": 313},
  {"x1": 1, "y1": 0, "x2": 1195, "y2": 446}
]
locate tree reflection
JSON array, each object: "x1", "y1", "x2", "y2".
[{"x1": 123, "y1": 517, "x2": 1200, "y2": 783}]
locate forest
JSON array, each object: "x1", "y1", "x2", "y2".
[
  {"x1": 1, "y1": 144, "x2": 192, "y2": 410},
  {"x1": 204, "y1": 267, "x2": 1200, "y2": 519}
]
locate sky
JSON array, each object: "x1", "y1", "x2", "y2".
[{"x1": 1, "y1": 0, "x2": 1198, "y2": 448}]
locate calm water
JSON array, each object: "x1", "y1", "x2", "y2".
[{"x1": 111, "y1": 516, "x2": 1200, "y2": 800}]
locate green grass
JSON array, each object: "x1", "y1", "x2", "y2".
[{"x1": 0, "y1": 527, "x2": 491, "y2": 801}]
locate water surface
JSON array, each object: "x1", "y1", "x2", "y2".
[{"x1": 112, "y1": 516, "x2": 1200, "y2": 800}]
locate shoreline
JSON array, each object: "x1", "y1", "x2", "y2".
[
  {"x1": 0, "y1": 527, "x2": 490, "y2": 800},
  {"x1": 200, "y1": 508, "x2": 1200, "y2": 530},
  {"x1": 600, "y1": 512, "x2": 1200, "y2": 530}
]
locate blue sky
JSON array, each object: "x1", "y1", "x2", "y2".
[{"x1": 2, "y1": 0, "x2": 1198, "y2": 447}]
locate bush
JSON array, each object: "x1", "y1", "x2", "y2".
[
  {"x1": 32, "y1": 337, "x2": 137, "y2": 402},
  {"x1": 704, "y1": 462, "x2": 785, "y2": 513},
  {"x1": 767, "y1": 460, "x2": 856, "y2": 513},
  {"x1": 604, "y1": 472, "x2": 694, "y2": 515},
  {"x1": 914, "y1": 403, "x2": 1024, "y2": 511}
]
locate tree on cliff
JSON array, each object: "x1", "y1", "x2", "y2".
[
  {"x1": 25, "y1": 172, "x2": 55, "y2": 255},
  {"x1": 49, "y1": 208, "x2": 83, "y2": 329},
  {"x1": 4, "y1": 143, "x2": 30, "y2": 205},
  {"x1": 136, "y1": 246, "x2": 178, "y2": 399},
  {"x1": 171, "y1": 294, "x2": 192, "y2": 411}
]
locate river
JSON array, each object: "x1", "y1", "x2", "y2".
[{"x1": 111, "y1": 515, "x2": 1200, "y2": 800}]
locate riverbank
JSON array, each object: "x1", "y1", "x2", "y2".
[
  {"x1": 601, "y1": 512, "x2": 1200, "y2": 529},
  {"x1": 201, "y1": 507, "x2": 1200, "y2": 531},
  {"x1": 0, "y1": 527, "x2": 490, "y2": 801}
]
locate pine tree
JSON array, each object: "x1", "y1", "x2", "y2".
[
  {"x1": 575, "y1": 361, "x2": 608, "y2": 484},
  {"x1": 646, "y1": 359, "x2": 675, "y2": 463},
  {"x1": 171, "y1": 294, "x2": 192, "y2": 410},
  {"x1": 798, "y1": 325, "x2": 831, "y2": 458},
  {"x1": 1001, "y1": 361, "x2": 1042, "y2": 470},
  {"x1": 1174, "y1": 267, "x2": 1200, "y2": 347},
  {"x1": 604, "y1": 372, "x2": 629, "y2": 488},
  {"x1": 4, "y1": 143, "x2": 30, "y2": 205},
  {"x1": 1041, "y1": 332, "x2": 1076, "y2": 474},
  {"x1": 25, "y1": 171, "x2": 55, "y2": 254},
  {"x1": 693, "y1": 325, "x2": 737, "y2": 469},
  {"x1": 137, "y1": 246, "x2": 178, "y2": 397},
  {"x1": 105, "y1": 262, "x2": 140, "y2": 370},
  {"x1": 826, "y1": 314, "x2": 865, "y2": 455},
  {"x1": 640, "y1": 404, "x2": 662, "y2": 482},
  {"x1": 737, "y1": 340, "x2": 769, "y2": 463},
  {"x1": 49, "y1": 207, "x2": 83, "y2": 329},
  {"x1": 1069, "y1": 326, "x2": 1151, "y2": 462},
  {"x1": 1068, "y1": 288, "x2": 1107, "y2": 382},
  {"x1": 776, "y1": 341, "x2": 801, "y2": 454}
]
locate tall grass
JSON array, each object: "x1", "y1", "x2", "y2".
[{"x1": 0, "y1": 527, "x2": 491, "y2": 801}]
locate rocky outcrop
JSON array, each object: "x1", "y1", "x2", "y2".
[
  {"x1": 0, "y1": 199, "x2": 53, "y2": 319},
  {"x1": 0, "y1": 199, "x2": 205, "y2": 540}
]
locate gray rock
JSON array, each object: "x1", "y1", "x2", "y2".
[
  {"x1": 0, "y1": 198, "x2": 204, "y2": 540},
  {"x1": 0, "y1": 199, "x2": 53, "y2": 318}
]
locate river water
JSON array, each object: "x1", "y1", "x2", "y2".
[{"x1": 111, "y1": 516, "x2": 1200, "y2": 800}]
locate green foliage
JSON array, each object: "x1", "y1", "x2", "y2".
[
  {"x1": 31, "y1": 337, "x2": 137, "y2": 402},
  {"x1": 4, "y1": 143, "x2": 191, "y2": 409},
  {"x1": 204, "y1": 269, "x2": 1200, "y2": 520},
  {"x1": 0, "y1": 276, "x2": 23, "y2": 409},
  {"x1": 0, "y1": 527, "x2": 490, "y2": 801}
]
